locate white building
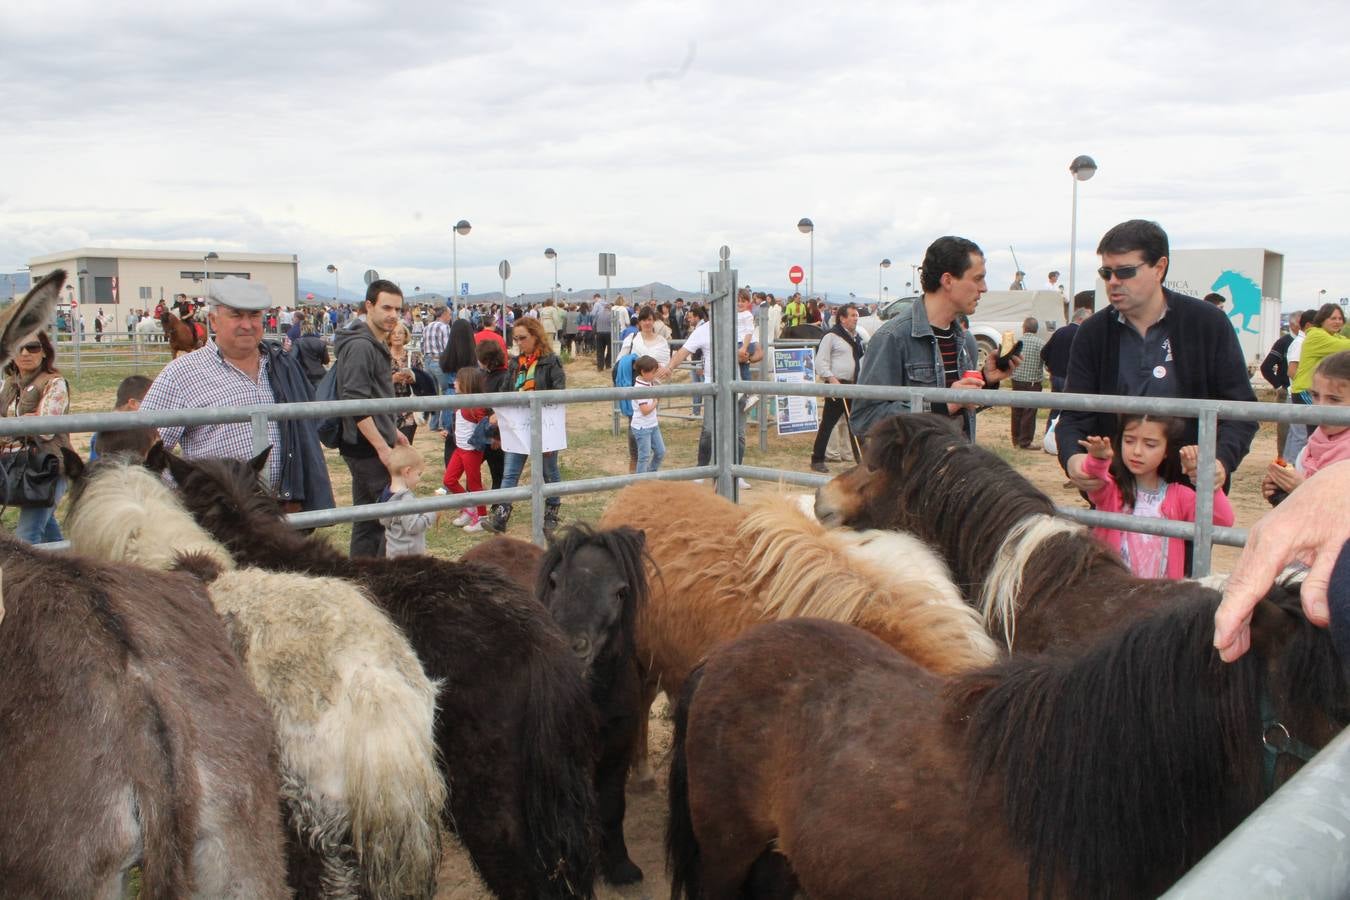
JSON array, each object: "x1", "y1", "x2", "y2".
[{"x1": 27, "y1": 248, "x2": 298, "y2": 330}]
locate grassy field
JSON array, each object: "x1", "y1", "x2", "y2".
[{"x1": 26, "y1": 346, "x2": 1283, "y2": 573}]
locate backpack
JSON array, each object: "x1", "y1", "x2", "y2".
[
  {"x1": 613, "y1": 353, "x2": 637, "y2": 418},
  {"x1": 314, "y1": 364, "x2": 342, "y2": 449}
]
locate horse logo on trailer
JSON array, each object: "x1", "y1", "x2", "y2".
[{"x1": 1211, "y1": 269, "x2": 1262, "y2": 334}]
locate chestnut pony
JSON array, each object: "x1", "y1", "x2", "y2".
[
  {"x1": 160, "y1": 309, "x2": 207, "y2": 357},
  {"x1": 817, "y1": 413, "x2": 1211, "y2": 652},
  {"x1": 668, "y1": 593, "x2": 1348, "y2": 899},
  {"x1": 601, "y1": 481, "x2": 999, "y2": 786}
]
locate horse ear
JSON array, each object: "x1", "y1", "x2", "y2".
[
  {"x1": 59, "y1": 446, "x2": 84, "y2": 483},
  {"x1": 250, "y1": 446, "x2": 272, "y2": 474},
  {"x1": 151, "y1": 444, "x2": 196, "y2": 486},
  {"x1": 1249, "y1": 598, "x2": 1299, "y2": 661},
  {"x1": 144, "y1": 440, "x2": 171, "y2": 473}
]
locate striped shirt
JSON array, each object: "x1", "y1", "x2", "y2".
[
  {"x1": 421, "y1": 318, "x2": 450, "y2": 366},
  {"x1": 140, "y1": 341, "x2": 283, "y2": 486}
]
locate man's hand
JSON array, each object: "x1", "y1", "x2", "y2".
[
  {"x1": 983, "y1": 354, "x2": 1022, "y2": 385},
  {"x1": 948, "y1": 373, "x2": 986, "y2": 414},
  {"x1": 1215, "y1": 459, "x2": 1350, "y2": 661},
  {"x1": 1065, "y1": 452, "x2": 1105, "y2": 493},
  {"x1": 395, "y1": 431, "x2": 410, "y2": 446},
  {"x1": 376, "y1": 443, "x2": 393, "y2": 468}
]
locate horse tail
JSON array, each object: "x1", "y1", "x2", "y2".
[
  {"x1": 342, "y1": 664, "x2": 446, "y2": 900},
  {"x1": 666, "y1": 663, "x2": 706, "y2": 900},
  {"x1": 522, "y1": 642, "x2": 599, "y2": 899}
]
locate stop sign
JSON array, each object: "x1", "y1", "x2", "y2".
[{"x1": 788, "y1": 265, "x2": 804, "y2": 285}]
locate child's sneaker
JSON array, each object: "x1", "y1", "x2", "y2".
[
  {"x1": 434, "y1": 487, "x2": 448, "y2": 496},
  {"x1": 463, "y1": 519, "x2": 485, "y2": 533},
  {"x1": 452, "y1": 510, "x2": 473, "y2": 526}
]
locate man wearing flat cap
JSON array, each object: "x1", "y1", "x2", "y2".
[{"x1": 141, "y1": 276, "x2": 334, "y2": 511}]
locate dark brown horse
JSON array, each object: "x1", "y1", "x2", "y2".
[
  {"x1": 460, "y1": 534, "x2": 543, "y2": 592},
  {"x1": 149, "y1": 445, "x2": 600, "y2": 900},
  {"x1": 668, "y1": 594, "x2": 1348, "y2": 899},
  {"x1": 816, "y1": 413, "x2": 1203, "y2": 653},
  {"x1": 537, "y1": 524, "x2": 650, "y2": 886},
  {"x1": 161, "y1": 310, "x2": 207, "y2": 357},
  {"x1": 0, "y1": 271, "x2": 289, "y2": 898}
]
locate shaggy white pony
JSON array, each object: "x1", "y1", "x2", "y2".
[{"x1": 66, "y1": 460, "x2": 446, "y2": 900}]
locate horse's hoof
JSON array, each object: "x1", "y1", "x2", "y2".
[
  {"x1": 605, "y1": 859, "x2": 644, "y2": 885},
  {"x1": 629, "y1": 773, "x2": 658, "y2": 794}
]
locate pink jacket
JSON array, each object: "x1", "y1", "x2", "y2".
[{"x1": 1083, "y1": 455, "x2": 1235, "y2": 579}]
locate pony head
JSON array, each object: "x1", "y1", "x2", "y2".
[
  {"x1": 536, "y1": 523, "x2": 649, "y2": 673},
  {"x1": 816, "y1": 413, "x2": 1055, "y2": 536},
  {"x1": 145, "y1": 442, "x2": 280, "y2": 545}
]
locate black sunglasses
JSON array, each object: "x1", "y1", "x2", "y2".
[
  {"x1": 18, "y1": 342, "x2": 43, "y2": 354},
  {"x1": 1097, "y1": 263, "x2": 1151, "y2": 281}
]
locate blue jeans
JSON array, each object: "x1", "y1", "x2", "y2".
[
  {"x1": 1285, "y1": 392, "x2": 1311, "y2": 463},
  {"x1": 424, "y1": 361, "x2": 447, "y2": 430},
  {"x1": 633, "y1": 425, "x2": 666, "y2": 473},
  {"x1": 16, "y1": 477, "x2": 66, "y2": 544},
  {"x1": 501, "y1": 450, "x2": 561, "y2": 510},
  {"x1": 691, "y1": 367, "x2": 705, "y2": 416}
]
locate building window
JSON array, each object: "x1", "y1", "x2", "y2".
[
  {"x1": 179, "y1": 271, "x2": 250, "y2": 280},
  {"x1": 139, "y1": 286, "x2": 152, "y2": 300},
  {"x1": 94, "y1": 276, "x2": 115, "y2": 302}
]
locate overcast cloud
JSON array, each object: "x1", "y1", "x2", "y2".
[{"x1": 2, "y1": 0, "x2": 1347, "y2": 307}]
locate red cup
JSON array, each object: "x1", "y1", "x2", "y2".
[{"x1": 962, "y1": 369, "x2": 984, "y2": 382}]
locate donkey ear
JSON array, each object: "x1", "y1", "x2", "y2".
[
  {"x1": 0, "y1": 270, "x2": 64, "y2": 367},
  {"x1": 1249, "y1": 598, "x2": 1299, "y2": 661},
  {"x1": 60, "y1": 446, "x2": 84, "y2": 483},
  {"x1": 249, "y1": 446, "x2": 272, "y2": 473}
]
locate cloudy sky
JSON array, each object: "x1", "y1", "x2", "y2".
[{"x1": 2, "y1": 0, "x2": 1347, "y2": 308}]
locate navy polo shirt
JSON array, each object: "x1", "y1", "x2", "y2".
[{"x1": 1113, "y1": 307, "x2": 1178, "y2": 398}]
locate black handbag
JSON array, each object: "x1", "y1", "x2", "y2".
[{"x1": 0, "y1": 443, "x2": 61, "y2": 508}]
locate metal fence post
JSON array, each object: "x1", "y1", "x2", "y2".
[
  {"x1": 757, "y1": 304, "x2": 770, "y2": 452},
  {"x1": 250, "y1": 412, "x2": 270, "y2": 457},
  {"x1": 1192, "y1": 409, "x2": 1219, "y2": 577},
  {"x1": 529, "y1": 392, "x2": 546, "y2": 547},
  {"x1": 712, "y1": 247, "x2": 738, "y2": 500}
]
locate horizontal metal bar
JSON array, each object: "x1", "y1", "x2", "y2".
[
  {"x1": 1054, "y1": 505, "x2": 1248, "y2": 546},
  {"x1": 1163, "y1": 725, "x2": 1350, "y2": 898}
]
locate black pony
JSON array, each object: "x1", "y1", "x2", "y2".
[
  {"x1": 537, "y1": 524, "x2": 650, "y2": 886},
  {"x1": 148, "y1": 445, "x2": 599, "y2": 900}
]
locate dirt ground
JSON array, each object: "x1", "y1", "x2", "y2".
[{"x1": 52, "y1": 351, "x2": 1281, "y2": 898}]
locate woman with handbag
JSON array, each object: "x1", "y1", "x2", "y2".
[{"x1": 1, "y1": 331, "x2": 71, "y2": 543}]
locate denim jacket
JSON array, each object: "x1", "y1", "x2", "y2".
[{"x1": 850, "y1": 297, "x2": 982, "y2": 440}]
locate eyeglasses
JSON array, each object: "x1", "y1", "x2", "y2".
[
  {"x1": 1097, "y1": 263, "x2": 1152, "y2": 281},
  {"x1": 17, "y1": 343, "x2": 43, "y2": 354}
]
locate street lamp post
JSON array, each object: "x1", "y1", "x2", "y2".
[
  {"x1": 452, "y1": 219, "x2": 472, "y2": 316},
  {"x1": 1068, "y1": 154, "x2": 1098, "y2": 308},
  {"x1": 326, "y1": 264, "x2": 339, "y2": 305},
  {"x1": 797, "y1": 218, "x2": 814, "y2": 299},
  {"x1": 203, "y1": 251, "x2": 218, "y2": 302},
  {"x1": 879, "y1": 258, "x2": 891, "y2": 305},
  {"x1": 544, "y1": 248, "x2": 558, "y2": 303}
]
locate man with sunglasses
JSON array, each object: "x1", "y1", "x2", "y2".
[{"x1": 1056, "y1": 219, "x2": 1257, "y2": 496}]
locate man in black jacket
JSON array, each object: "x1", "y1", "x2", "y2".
[
  {"x1": 1260, "y1": 313, "x2": 1303, "y2": 456},
  {"x1": 334, "y1": 279, "x2": 407, "y2": 557},
  {"x1": 1057, "y1": 220, "x2": 1257, "y2": 494}
]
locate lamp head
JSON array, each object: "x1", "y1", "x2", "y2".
[
  {"x1": 880, "y1": 258, "x2": 892, "y2": 269},
  {"x1": 326, "y1": 264, "x2": 337, "y2": 274},
  {"x1": 544, "y1": 247, "x2": 557, "y2": 260},
  {"x1": 454, "y1": 219, "x2": 472, "y2": 236},
  {"x1": 797, "y1": 218, "x2": 814, "y2": 234},
  {"x1": 1070, "y1": 155, "x2": 1098, "y2": 182}
]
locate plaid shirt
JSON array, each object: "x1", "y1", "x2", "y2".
[
  {"x1": 1011, "y1": 332, "x2": 1046, "y2": 383},
  {"x1": 140, "y1": 341, "x2": 283, "y2": 486},
  {"x1": 421, "y1": 319, "x2": 449, "y2": 367}
]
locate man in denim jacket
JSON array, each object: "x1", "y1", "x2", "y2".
[{"x1": 851, "y1": 236, "x2": 1017, "y2": 440}]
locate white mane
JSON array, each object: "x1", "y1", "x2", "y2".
[
  {"x1": 64, "y1": 461, "x2": 235, "y2": 573},
  {"x1": 978, "y1": 514, "x2": 1086, "y2": 651}
]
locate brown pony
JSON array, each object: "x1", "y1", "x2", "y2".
[
  {"x1": 0, "y1": 271, "x2": 289, "y2": 898},
  {"x1": 816, "y1": 413, "x2": 1205, "y2": 653},
  {"x1": 161, "y1": 309, "x2": 207, "y2": 356},
  {"x1": 600, "y1": 482, "x2": 999, "y2": 785},
  {"x1": 668, "y1": 592, "x2": 1348, "y2": 899},
  {"x1": 460, "y1": 534, "x2": 543, "y2": 592}
]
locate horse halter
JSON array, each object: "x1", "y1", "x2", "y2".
[{"x1": 1259, "y1": 682, "x2": 1320, "y2": 798}]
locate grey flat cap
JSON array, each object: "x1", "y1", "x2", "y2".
[{"x1": 208, "y1": 276, "x2": 272, "y2": 310}]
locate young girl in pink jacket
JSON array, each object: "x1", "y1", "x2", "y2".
[{"x1": 1078, "y1": 414, "x2": 1234, "y2": 579}]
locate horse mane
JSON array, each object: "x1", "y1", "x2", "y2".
[
  {"x1": 64, "y1": 458, "x2": 235, "y2": 573},
  {"x1": 950, "y1": 589, "x2": 1345, "y2": 898},
  {"x1": 863, "y1": 414, "x2": 1058, "y2": 595},
  {"x1": 537, "y1": 523, "x2": 651, "y2": 663},
  {"x1": 738, "y1": 495, "x2": 1000, "y2": 673}
]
